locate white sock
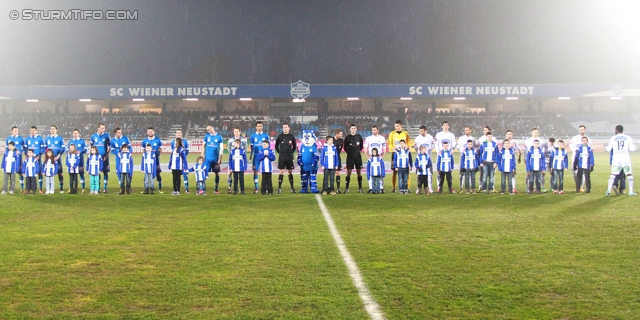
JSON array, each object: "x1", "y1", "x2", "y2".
[{"x1": 607, "y1": 174, "x2": 615, "y2": 191}]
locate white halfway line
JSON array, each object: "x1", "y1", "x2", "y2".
[{"x1": 315, "y1": 194, "x2": 386, "y2": 320}]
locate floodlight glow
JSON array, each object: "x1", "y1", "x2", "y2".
[
  {"x1": 132, "y1": 98, "x2": 145, "y2": 101},
  {"x1": 506, "y1": 97, "x2": 518, "y2": 100},
  {"x1": 400, "y1": 97, "x2": 413, "y2": 100},
  {"x1": 558, "y1": 97, "x2": 571, "y2": 100},
  {"x1": 347, "y1": 97, "x2": 359, "y2": 100},
  {"x1": 292, "y1": 98, "x2": 305, "y2": 102},
  {"x1": 239, "y1": 98, "x2": 252, "y2": 101},
  {"x1": 453, "y1": 97, "x2": 465, "y2": 100},
  {"x1": 185, "y1": 98, "x2": 198, "y2": 101},
  {"x1": 79, "y1": 99, "x2": 92, "y2": 102},
  {"x1": 26, "y1": 99, "x2": 38, "y2": 102}
]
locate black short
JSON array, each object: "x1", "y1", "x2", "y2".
[
  {"x1": 278, "y1": 156, "x2": 294, "y2": 170},
  {"x1": 102, "y1": 155, "x2": 110, "y2": 173},
  {"x1": 346, "y1": 153, "x2": 363, "y2": 170},
  {"x1": 205, "y1": 159, "x2": 221, "y2": 173},
  {"x1": 56, "y1": 161, "x2": 64, "y2": 175}
]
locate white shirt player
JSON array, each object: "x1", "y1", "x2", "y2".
[
  {"x1": 506, "y1": 139, "x2": 520, "y2": 154},
  {"x1": 364, "y1": 134, "x2": 387, "y2": 157},
  {"x1": 414, "y1": 133, "x2": 435, "y2": 154},
  {"x1": 435, "y1": 131, "x2": 456, "y2": 153},
  {"x1": 606, "y1": 133, "x2": 636, "y2": 171},
  {"x1": 524, "y1": 136, "x2": 542, "y2": 158},
  {"x1": 456, "y1": 135, "x2": 475, "y2": 153},
  {"x1": 477, "y1": 135, "x2": 488, "y2": 149}
]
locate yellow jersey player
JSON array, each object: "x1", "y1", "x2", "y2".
[{"x1": 388, "y1": 120, "x2": 411, "y2": 193}]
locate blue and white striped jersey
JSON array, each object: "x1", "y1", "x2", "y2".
[
  {"x1": 87, "y1": 154, "x2": 103, "y2": 176},
  {"x1": 2, "y1": 150, "x2": 21, "y2": 173},
  {"x1": 460, "y1": 148, "x2": 479, "y2": 170},
  {"x1": 479, "y1": 141, "x2": 498, "y2": 162},
  {"x1": 367, "y1": 156, "x2": 386, "y2": 179},
  {"x1": 141, "y1": 152, "x2": 157, "y2": 175},
  {"x1": 66, "y1": 153, "x2": 81, "y2": 173},
  {"x1": 257, "y1": 148, "x2": 276, "y2": 173},
  {"x1": 498, "y1": 148, "x2": 516, "y2": 173},
  {"x1": 118, "y1": 152, "x2": 134, "y2": 174},
  {"x1": 321, "y1": 145, "x2": 339, "y2": 169},
  {"x1": 550, "y1": 148, "x2": 569, "y2": 170},
  {"x1": 22, "y1": 157, "x2": 40, "y2": 177},
  {"x1": 392, "y1": 148, "x2": 412, "y2": 169},
  {"x1": 189, "y1": 163, "x2": 209, "y2": 182},
  {"x1": 414, "y1": 153, "x2": 432, "y2": 176},
  {"x1": 526, "y1": 147, "x2": 545, "y2": 172},
  {"x1": 574, "y1": 145, "x2": 594, "y2": 169},
  {"x1": 168, "y1": 147, "x2": 188, "y2": 171},
  {"x1": 42, "y1": 159, "x2": 58, "y2": 177},
  {"x1": 229, "y1": 148, "x2": 247, "y2": 172},
  {"x1": 437, "y1": 150, "x2": 454, "y2": 172}
]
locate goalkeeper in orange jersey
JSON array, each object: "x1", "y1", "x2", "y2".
[{"x1": 388, "y1": 120, "x2": 411, "y2": 193}]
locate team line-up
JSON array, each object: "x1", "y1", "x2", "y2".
[{"x1": 1, "y1": 120, "x2": 636, "y2": 197}]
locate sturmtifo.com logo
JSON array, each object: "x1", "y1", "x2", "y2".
[{"x1": 9, "y1": 9, "x2": 138, "y2": 20}]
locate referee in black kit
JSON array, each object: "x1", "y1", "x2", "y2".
[
  {"x1": 275, "y1": 123, "x2": 297, "y2": 193},
  {"x1": 343, "y1": 124, "x2": 364, "y2": 193}
]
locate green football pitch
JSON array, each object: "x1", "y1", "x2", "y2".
[{"x1": 1, "y1": 152, "x2": 639, "y2": 319}]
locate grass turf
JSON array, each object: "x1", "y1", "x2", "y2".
[{"x1": 0, "y1": 152, "x2": 638, "y2": 318}]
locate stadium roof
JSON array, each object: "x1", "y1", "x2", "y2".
[{"x1": 0, "y1": 83, "x2": 638, "y2": 100}]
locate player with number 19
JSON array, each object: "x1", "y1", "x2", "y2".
[{"x1": 605, "y1": 125, "x2": 636, "y2": 196}]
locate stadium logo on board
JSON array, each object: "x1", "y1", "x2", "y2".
[
  {"x1": 612, "y1": 85, "x2": 623, "y2": 96},
  {"x1": 290, "y1": 80, "x2": 310, "y2": 99}
]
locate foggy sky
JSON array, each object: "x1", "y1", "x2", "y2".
[{"x1": 0, "y1": 0, "x2": 638, "y2": 86}]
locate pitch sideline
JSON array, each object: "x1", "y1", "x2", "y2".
[{"x1": 314, "y1": 194, "x2": 386, "y2": 320}]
